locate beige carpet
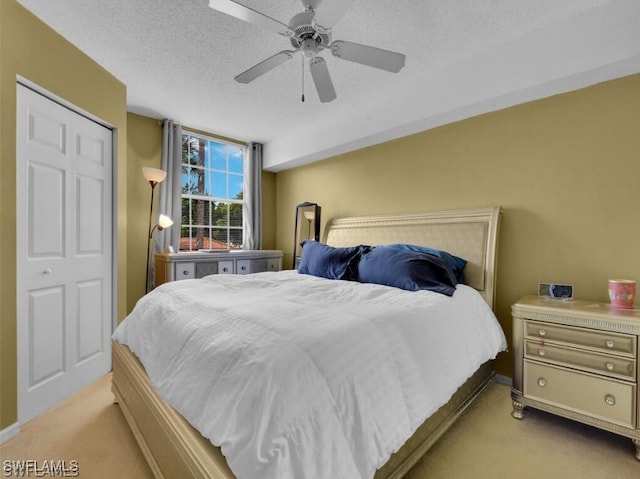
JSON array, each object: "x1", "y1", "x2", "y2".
[
  {"x1": 0, "y1": 374, "x2": 153, "y2": 479},
  {"x1": 1, "y1": 374, "x2": 638, "y2": 478}
]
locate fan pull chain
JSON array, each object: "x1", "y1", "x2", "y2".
[{"x1": 301, "y1": 55, "x2": 305, "y2": 103}]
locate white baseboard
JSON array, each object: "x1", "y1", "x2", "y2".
[{"x1": 0, "y1": 422, "x2": 20, "y2": 444}]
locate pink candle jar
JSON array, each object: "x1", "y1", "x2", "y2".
[{"x1": 608, "y1": 279, "x2": 636, "y2": 309}]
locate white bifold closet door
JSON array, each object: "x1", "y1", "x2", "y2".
[{"x1": 16, "y1": 83, "x2": 113, "y2": 424}]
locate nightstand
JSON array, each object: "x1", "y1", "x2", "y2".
[{"x1": 511, "y1": 295, "x2": 640, "y2": 460}]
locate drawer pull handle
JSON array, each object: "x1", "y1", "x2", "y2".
[
  {"x1": 241, "y1": 266, "x2": 247, "y2": 270},
  {"x1": 182, "y1": 270, "x2": 189, "y2": 276},
  {"x1": 537, "y1": 377, "x2": 547, "y2": 387},
  {"x1": 223, "y1": 268, "x2": 229, "y2": 272},
  {"x1": 605, "y1": 340, "x2": 615, "y2": 349},
  {"x1": 538, "y1": 349, "x2": 546, "y2": 357},
  {"x1": 605, "y1": 362, "x2": 615, "y2": 371},
  {"x1": 604, "y1": 394, "x2": 616, "y2": 406},
  {"x1": 538, "y1": 329, "x2": 546, "y2": 337}
]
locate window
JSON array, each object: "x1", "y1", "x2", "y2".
[{"x1": 180, "y1": 132, "x2": 245, "y2": 251}]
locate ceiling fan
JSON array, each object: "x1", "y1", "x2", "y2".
[{"x1": 208, "y1": 0, "x2": 406, "y2": 103}]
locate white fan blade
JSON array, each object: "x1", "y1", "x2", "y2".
[
  {"x1": 235, "y1": 50, "x2": 297, "y2": 83},
  {"x1": 330, "y1": 40, "x2": 405, "y2": 73},
  {"x1": 311, "y1": 0, "x2": 356, "y2": 34},
  {"x1": 309, "y1": 57, "x2": 337, "y2": 103},
  {"x1": 208, "y1": 0, "x2": 294, "y2": 37}
]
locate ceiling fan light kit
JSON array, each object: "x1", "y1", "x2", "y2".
[{"x1": 208, "y1": 0, "x2": 406, "y2": 103}]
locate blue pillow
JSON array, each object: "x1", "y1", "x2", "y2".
[
  {"x1": 356, "y1": 246, "x2": 458, "y2": 296},
  {"x1": 298, "y1": 241, "x2": 362, "y2": 280},
  {"x1": 384, "y1": 243, "x2": 467, "y2": 283}
]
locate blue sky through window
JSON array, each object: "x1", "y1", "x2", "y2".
[
  {"x1": 182, "y1": 139, "x2": 244, "y2": 200},
  {"x1": 206, "y1": 141, "x2": 243, "y2": 200}
]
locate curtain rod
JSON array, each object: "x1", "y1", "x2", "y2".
[{"x1": 181, "y1": 126, "x2": 247, "y2": 147}]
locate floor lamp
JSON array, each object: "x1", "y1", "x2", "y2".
[
  {"x1": 143, "y1": 167, "x2": 167, "y2": 293},
  {"x1": 147, "y1": 214, "x2": 173, "y2": 292}
]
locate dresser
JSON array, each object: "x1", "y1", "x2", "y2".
[
  {"x1": 511, "y1": 295, "x2": 640, "y2": 460},
  {"x1": 155, "y1": 250, "x2": 283, "y2": 286}
]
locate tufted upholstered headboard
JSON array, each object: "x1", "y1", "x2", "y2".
[{"x1": 323, "y1": 207, "x2": 502, "y2": 310}]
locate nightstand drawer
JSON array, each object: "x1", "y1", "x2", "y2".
[
  {"x1": 175, "y1": 262, "x2": 195, "y2": 280},
  {"x1": 236, "y1": 259, "x2": 272, "y2": 274},
  {"x1": 236, "y1": 259, "x2": 253, "y2": 274},
  {"x1": 525, "y1": 340, "x2": 636, "y2": 381},
  {"x1": 195, "y1": 261, "x2": 219, "y2": 278},
  {"x1": 525, "y1": 321, "x2": 636, "y2": 357},
  {"x1": 267, "y1": 257, "x2": 281, "y2": 271},
  {"x1": 218, "y1": 260, "x2": 234, "y2": 274},
  {"x1": 524, "y1": 360, "x2": 635, "y2": 428}
]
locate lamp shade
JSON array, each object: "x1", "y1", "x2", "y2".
[
  {"x1": 158, "y1": 214, "x2": 173, "y2": 229},
  {"x1": 142, "y1": 167, "x2": 167, "y2": 183}
]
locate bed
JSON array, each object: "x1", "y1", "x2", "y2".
[{"x1": 112, "y1": 206, "x2": 504, "y2": 479}]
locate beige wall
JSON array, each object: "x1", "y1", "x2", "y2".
[
  {"x1": 262, "y1": 169, "x2": 278, "y2": 251},
  {"x1": 0, "y1": 1, "x2": 128, "y2": 429},
  {"x1": 126, "y1": 114, "x2": 163, "y2": 312},
  {"x1": 275, "y1": 74, "x2": 640, "y2": 376}
]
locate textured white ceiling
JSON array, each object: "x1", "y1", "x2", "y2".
[{"x1": 16, "y1": 0, "x2": 640, "y2": 170}]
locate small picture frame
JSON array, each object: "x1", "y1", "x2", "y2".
[{"x1": 538, "y1": 283, "x2": 574, "y2": 299}]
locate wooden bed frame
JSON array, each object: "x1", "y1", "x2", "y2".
[{"x1": 112, "y1": 206, "x2": 502, "y2": 479}]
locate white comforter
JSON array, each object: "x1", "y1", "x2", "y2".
[{"x1": 113, "y1": 270, "x2": 506, "y2": 479}]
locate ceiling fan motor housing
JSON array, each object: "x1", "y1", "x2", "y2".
[{"x1": 288, "y1": 11, "x2": 331, "y2": 51}]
